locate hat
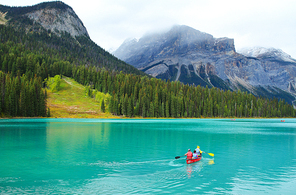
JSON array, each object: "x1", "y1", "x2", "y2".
[
  {"x1": 188, "y1": 149, "x2": 191, "y2": 151},
  {"x1": 197, "y1": 146, "x2": 200, "y2": 149}
]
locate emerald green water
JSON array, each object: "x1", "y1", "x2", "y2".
[{"x1": 1, "y1": 119, "x2": 296, "y2": 194}]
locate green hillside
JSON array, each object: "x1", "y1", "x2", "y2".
[{"x1": 47, "y1": 76, "x2": 120, "y2": 118}]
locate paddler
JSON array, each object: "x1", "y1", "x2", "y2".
[
  {"x1": 195, "y1": 146, "x2": 202, "y2": 157},
  {"x1": 192, "y1": 150, "x2": 198, "y2": 159},
  {"x1": 185, "y1": 149, "x2": 193, "y2": 159}
]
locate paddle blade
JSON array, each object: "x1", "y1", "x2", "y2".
[
  {"x1": 208, "y1": 153, "x2": 214, "y2": 157},
  {"x1": 175, "y1": 156, "x2": 181, "y2": 159}
]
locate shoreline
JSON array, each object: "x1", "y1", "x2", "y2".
[{"x1": 0, "y1": 116, "x2": 293, "y2": 120}]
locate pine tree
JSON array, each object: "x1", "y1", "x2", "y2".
[
  {"x1": 161, "y1": 102, "x2": 165, "y2": 118},
  {"x1": 47, "y1": 107, "x2": 51, "y2": 117},
  {"x1": 142, "y1": 103, "x2": 146, "y2": 118},
  {"x1": 149, "y1": 102, "x2": 154, "y2": 117},
  {"x1": 127, "y1": 97, "x2": 133, "y2": 117},
  {"x1": 134, "y1": 101, "x2": 140, "y2": 116},
  {"x1": 171, "y1": 96, "x2": 176, "y2": 118},
  {"x1": 165, "y1": 100, "x2": 170, "y2": 117},
  {"x1": 154, "y1": 92, "x2": 159, "y2": 117},
  {"x1": 101, "y1": 98, "x2": 105, "y2": 113}
]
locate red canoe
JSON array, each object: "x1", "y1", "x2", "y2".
[{"x1": 186, "y1": 155, "x2": 202, "y2": 164}]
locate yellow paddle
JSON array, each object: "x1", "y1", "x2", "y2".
[
  {"x1": 202, "y1": 151, "x2": 214, "y2": 157},
  {"x1": 197, "y1": 145, "x2": 214, "y2": 157}
]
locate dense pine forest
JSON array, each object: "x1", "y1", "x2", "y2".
[
  {"x1": 0, "y1": 23, "x2": 295, "y2": 118},
  {"x1": 83, "y1": 69, "x2": 295, "y2": 118},
  {"x1": 0, "y1": 71, "x2": 47, "y2": 117}
]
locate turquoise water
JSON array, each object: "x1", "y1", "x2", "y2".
[{"x1": 1, "y1": 119, "x2": 296, "y2": 194}]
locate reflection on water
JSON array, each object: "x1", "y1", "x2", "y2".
[
  {"x1": 186, "y1": 162, "x2": 201, "y2": 178},
  {"x1": 46, "y1": 122, "x2": 112, "y2": 164},
  {"x1": 186, "y1": 158, "x2": 215, "y2": 178},
  {"x1": 0, "y1": 119, "x2": 296, "y2": 194},
  {"x1": 208, "y1": 160, "x2": 215, "y2": 165}
]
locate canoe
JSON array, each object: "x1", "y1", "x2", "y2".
[{"x1": 186, "y1": 155, "x2": 202, "y2": 164}]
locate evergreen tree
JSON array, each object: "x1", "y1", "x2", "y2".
[
  {"x1": 165, "y1": 100, "x2": 170, "y2": 117},
  {"x1": 142, "y1": 102, "x2": 146, "y2": 118},
  {"x1": 47, "y1": 107, "x2": 51, "y2": 117},
  {"x1": 101, "y1": 98, "x2": 105, "y2": 113},
  {"x1": 149, "y1": 102, "x2": 154, "y2": 117},
  {"x1": 127, "y1": 97, "x2": 134, "y2": 117}
]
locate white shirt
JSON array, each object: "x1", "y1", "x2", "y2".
[{"x1": 195, "y1": 148, "x2": 201, "y2": 155}]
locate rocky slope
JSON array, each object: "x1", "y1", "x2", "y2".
[
  {"x1": 0, "y1": 11, "x2": 7, "y2": 24},
  {"x1": 26, "y1": 5, "x2": 89, "y2": 38},
  {"x1": 0, "y1": 1, "x2": 89, "y2": 38},
  {"x1": 114, "y1": 25, "x2": 296, "y2": 104}
]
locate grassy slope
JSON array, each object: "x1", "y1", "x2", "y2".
[{"x1": 47, "y1": 77, "x2": 121, "y2": 118}]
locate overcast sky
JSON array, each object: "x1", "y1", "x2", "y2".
[{"x1": 2, "y1": 0, "x2": 296, "y2": 58}]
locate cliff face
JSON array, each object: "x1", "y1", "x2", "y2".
[
  {"x1": 114, "y1": 25, "x2": 235, "y2": 69},
  {"x1": 26, "y1": 6, "x2": 89, "y2": 38},
  {"x1": 0, "y1": 1, "x2": 89, "y2": 38},
  {"x1": 114, "y1": 25, "x2": 296, "y2": 104}
]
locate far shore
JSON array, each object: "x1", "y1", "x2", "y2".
[{"x1": 0, "y1": 116, "x2": 292, "y2": 120}]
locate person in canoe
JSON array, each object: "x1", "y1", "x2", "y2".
[
  {"x1": 185, "y1": 149, "x2": 193, "y2": 159},
  {"x1": 195, "y1": 146, "x2": 202, "y2": 157},
  {"x1": 192, "y1": 150, "x2": 198, "y2": 159}
]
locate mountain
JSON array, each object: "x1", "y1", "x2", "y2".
[
  {"x1": 0, "y1": 1, "x2": 88, "y2": 37},
  {"x1": 0, "y1": 1, "x2": 146, "y2": 76},
  {"x1": 114, "y1": 25, "x2": 296, "y2": 105}
]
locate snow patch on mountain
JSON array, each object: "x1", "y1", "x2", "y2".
[{"x1": 238, "y1": 47, "x2": 296, "y2": 63}]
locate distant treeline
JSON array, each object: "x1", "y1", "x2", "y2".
[
  {"x1": 0, "y1": 24, "x2": 295, "y2": 118},
  {"x1": 80, "y1": 68, "x2": 295, "y2": 118}
]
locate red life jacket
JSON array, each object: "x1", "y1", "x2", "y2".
[{"x1": 187, "y1": 151, "x2": 193, "y2": 159}]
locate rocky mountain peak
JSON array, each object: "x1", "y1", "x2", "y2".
[
  {"x1": 163, "y1": 25, "x2": 214, "y2": 43},
  {"x1": 27, "y1": 1, "x2": 89, "y2": 38},
  {"x1": 114, "y1": 25, "x2": 235, "y2": 67},
  {"x1": 238, "y1": 47, "x2": 296, "y2": 63},
  {"x1": 1, "y1": 1, "x2": 89, "y2": 38}
]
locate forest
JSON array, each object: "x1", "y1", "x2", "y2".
[
  {"x1": 82, "y1": 68, "x2": 295, "y2": 118},
  {"x1": 0, "y1": 24, "x2": 295, "y2": 118}
]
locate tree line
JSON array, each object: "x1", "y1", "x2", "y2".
[{"x1": 79, "y1": 67, "x2": 295, "y2": 118}]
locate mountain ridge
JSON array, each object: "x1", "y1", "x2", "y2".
[
  {"x1": 114, "y1": 25, "x2": 236, "y2": 69},
  {"x1": 238, "y1": 47, "x2": 296, "y2": 63},
  {"x1": 0, "y1": 1, "x2": 147, "y2": 76},
  {"x1": 114, "y1": 25, "x2": 296, "y2": 104}
]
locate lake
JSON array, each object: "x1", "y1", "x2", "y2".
[{"x1": 1, "y1": 118, "x2": 296, "y2": 194}]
